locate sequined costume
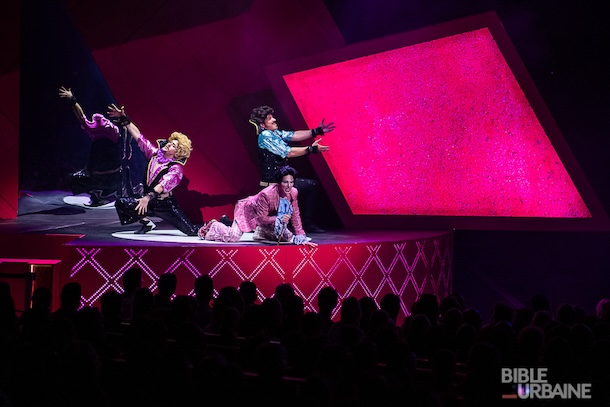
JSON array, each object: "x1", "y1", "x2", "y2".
[
  {"x1": 68, "y1": 114, "x2": 122, "y2": 206},
  {"x1": 257, "y1": 129, "x2": 320, "y2": 228},
  {"x1": 115, "y1": 135, "x2": 199, "y2": 236},
  {"x1": 201, "y1": 184, "x2": 305, "y2": 243}
]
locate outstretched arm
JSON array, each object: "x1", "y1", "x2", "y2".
[
  {"x1": 58, "y1": 86, "x2": 86, "y2": 125},
  {"x1": 290, "y1": 118, "x2": 336, "y2": 142},
  {"x1": 286, "y1": 138, "x2": 329, "y2": 158},
  {"x1": 107, "y1": 104, "x2": 142, "y2": 142}
]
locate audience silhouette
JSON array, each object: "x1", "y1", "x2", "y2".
[
  {"x1": 316, "y1": 286, "x2": 339, "y2": 334},
  {"x1": 194, "y1": 274, "x2": 214, "y2": 331},
  {"x1": 153, "y1": 273, "x2": 177, "y2": 313},
  {"x1": 1, "y1": 276, "x2": 610, "y2": 406},
  {"x1": 119, "y1": 267, "x2": 142, "y2": 322}
]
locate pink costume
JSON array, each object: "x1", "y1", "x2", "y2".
[
  {"x1": 115, "y1": 134, "x2": 199, "y2": 236},
  {"x1": 137, "y1": 135, "x2": 184, "y2": 194},
  {"x1": 203, "y1": 184, "x2": 305, "y2": 243},
  {"x1": 83, "y1": 113, "x2": 120, "y2": 142}
]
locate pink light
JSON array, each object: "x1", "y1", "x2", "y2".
[{"x1": 283, "y1": 28, "x2": 590, "y2": 218}]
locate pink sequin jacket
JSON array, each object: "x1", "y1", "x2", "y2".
[
  {"x1": 137, "y1": 135, "x2": 184, "y2": 193},
  {"x1": 235, "y1": 184, "x2": 305, "y2": 235}
]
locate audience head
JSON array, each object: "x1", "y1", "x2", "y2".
[
  {"x1": 218, "y1": 286, "x2": 245, "y2": 317},
  {"x1": 122, "y1": 267, "x2": 142, "y2": 295},
  {"x1": 100, "y1": 290, "x2": 122, "y2": 322},
  {"x1": 317, "y1": 286, "x2": 339, "y2": 316},
  {"x1": 239, "y1": 281, "x2": 258, "y2": 306},
  {"x1": 31, "y1": 287, "x2": 52, "y2": 310},
  {"x1": 439, "y1": 293, "x2": 465, "y2": 315},
  {"x1": 59, "y1": 282, "x2": 82, "y2": 311},
  {"x1": 413, "y1": 293, "x2": 439, "y2": 325},
  {"x1": 596, "y1": 298, "x2": 610, "y2": 322},
  {"x1": 194, "y1": 274, "x2": 214, "y2": 301},
  {"x1": 490, "y1": 302, "x2": 514, "y2": 326},
  {"x1": 132, "y1": 287, "x2": 154, "y2": 319},
  {"x1": 273, "y1": 283, "x2": 295, "y2": 307},
  {"x1": 358, "y1": 296, "x2": 378, "y2": 332},
  {"x1": 556, "y1": 303, "x2": 577, "y2": 326},
  {"x1": 380, "y1": 293, "x2": 401, "y2": 324},
  {"x1": 462, "y1": 308, "x2": 483, "y2": 330},
  {"x1": 157, "y1": 273, "x2": 177, "y2": 297},
  {"x1": 339, "y1": 296, "x2": 361, "y2": 325}
]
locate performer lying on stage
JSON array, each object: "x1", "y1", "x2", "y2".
[
  {"x1": 107, "y1": 104, "x2": 200, "y2": 236},
  {"x1": 198, "y1": 165, "x2": 317, "y2": 247},
  {"x1": 58, "y1": 86, "x2": 122, "y2": 206}
]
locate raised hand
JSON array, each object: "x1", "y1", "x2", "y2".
[
  {"x1": 312, "y1": 138, "x2": 329, "y2": 153},
  {"x1": 318, "y1": 118, "x2": 336, "y2": 134},
  {"x1": 106, "y1": 103, "x2": 125, "y2": 118},
  {"x1": 58, "y1": 86, "x2": 74, "y2": 100}
]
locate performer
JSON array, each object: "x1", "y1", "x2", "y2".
[
  {"x1": 199, "y1": 166, "x2": 317, "y2": 247},
  {"x1": 107, "y1": 104, "x2": 200, "y2": 235},
  {"x1": 58, "y1": 86, "x2": 122, "y2": 206},
  {"x1": 249, "y1": 105, "x2": 334, "y2": 233}
]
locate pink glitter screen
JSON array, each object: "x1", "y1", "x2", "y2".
[{"x1": 269, "y1": 13, "x2": 607, "y2": 230}]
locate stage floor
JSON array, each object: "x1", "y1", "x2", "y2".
[{"x1": 1, "y1": 190, "x2": 448, "y2": 246}]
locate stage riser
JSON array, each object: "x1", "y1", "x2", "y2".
[{"x1": 61, "y1": 234, "x2": 453, "y2": 325}]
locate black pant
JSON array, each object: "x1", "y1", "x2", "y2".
[
  {"x1": 293, "y1": 178, "x2": 319, "y2": 226},
  {"x1": 69, "y1": 169, "x2": 122, "y2": 204},
  {"x1": 115, "y1": 196, "x2": 200, "y2": 236}
]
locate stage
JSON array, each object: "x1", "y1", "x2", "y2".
[{"x1": 0, "y1": 191, "x2": 453, "y2": 325}]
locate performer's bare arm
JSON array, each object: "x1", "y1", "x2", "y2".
[
  {"x1": 287, "y1": 138, "x2": 329, "y2": 158},
  {"x1": 58, "y1": 86, "x2": 86, "y2": 125},
  {"x1": 290, "y1": 118, "x2": 336, "y2": 142}
]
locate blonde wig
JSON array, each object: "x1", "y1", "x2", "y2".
[{"x1": 168, "y1": 132, "x2": 193, "y2": 161}]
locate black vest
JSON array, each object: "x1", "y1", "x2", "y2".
[{"x1": 258, "y1": 148, "x2": 287, "y2": 183}]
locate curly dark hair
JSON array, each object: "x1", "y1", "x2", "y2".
[
  {"x1": 250, "y1": 105, "x2": 274, "y2": 125},
  {"x1": 276, "y1": 165, "x2": 298, "y2": 183}
]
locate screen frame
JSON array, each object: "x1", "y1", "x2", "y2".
[{"x1": 266, "y1": 11, "x2": 609, "y2": 232}]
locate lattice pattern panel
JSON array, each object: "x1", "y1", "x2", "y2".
[{"x1": 60, "y1": 232, "x2": 452, "y2": 325}]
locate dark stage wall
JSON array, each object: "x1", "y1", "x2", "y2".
[{"x1": 5, "y1": 0, "x2": 610, "y2": 319}]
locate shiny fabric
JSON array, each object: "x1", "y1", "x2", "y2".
[
  {"x1": 115, "y1": 197, "x2": 141, "y2": 225},
  {"x1": 256, "y1": 134, "x2": 320, "y2": 227},
  {"x1": 115, "y1": 196, "x2": 199, "y2": 236},
  {"x1": 258, "y1": 148, "x2": 288, "y2": 184},
  {"x1": 237, "y1": 185, "x2": 304, "y2": 235},
  {"x1": 203, "y1": 219, "x2": 296, "y2": 243},
  {"x1": 253, "y1": 224, "x2": 295, "y2": 242},
  {"x1": 137, "y1": 136, "x2": 185, "y2": 193},
  {"x1": 257, "y1": 129, "x2": 293, "y2": 183},
  {"x1": 82, "y1": 114, "x2": 120, "y2": 143},
  {"x1": 201, "y1": 184, "x2": 305, "y2": 242},
  {"x1": 69, "y1": 168, "x2": 121, "y2": 205},
  {"x1": 258, "y1": 129, "x2": 294, "y2": 158},
  {"x1": 274, "y1": 197, "x2": 293, "y2": 237},
  {"x1": 115, "y1": 132, "x2": 198, "y2": 236},
  {"x1": 72, "y1": 115, "x2": 122, "y2": 204}
]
